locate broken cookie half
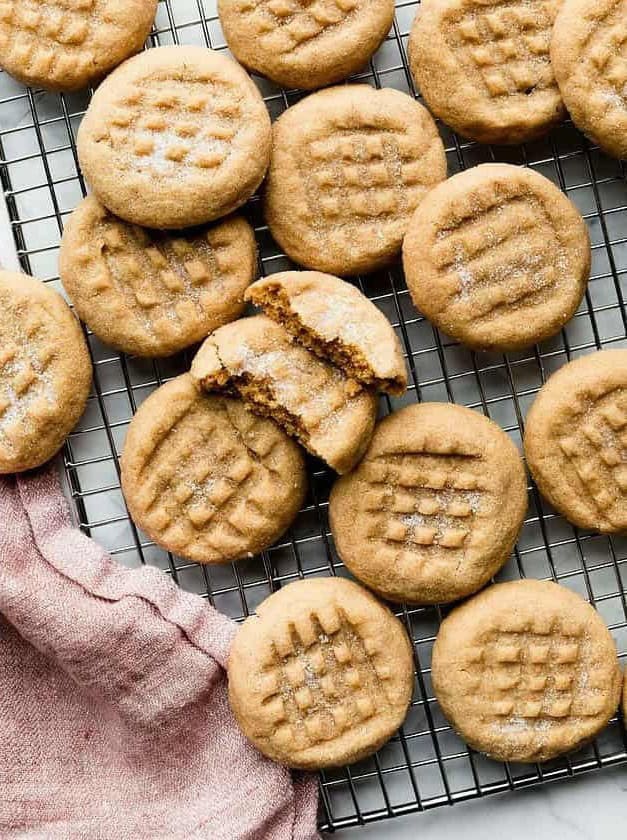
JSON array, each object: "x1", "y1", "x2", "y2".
[
  {"x1": 246, "y1": 271, "x2": 408, "y2": 396},
  {"x1": 191, "y1": 314, "x2": 377, "y2": 475}
]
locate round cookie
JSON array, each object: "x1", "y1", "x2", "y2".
[
  {"x1": 0, "y1": 271, "x2": 92, "y2": 474},
  {"x1": 330, "y1": 403, "x2": 527, "y2": 605},
  {"x1": 402, "y1": 163, "x2": 591, "y2": 352},
  {"x1": 264, "y1": 85, "x2": 447, "y2": 276},
  {"x1": 551, "y1": 0, "x2": 627, "y2": 160},
  {"x1": 432, "y1": 579, "x2": 622, "y2": 762},
  {"x1": 191, "y1": 315, "x2": 377, "y2": 474},
  {"x1": 60, "y1": 196, "x2": 257, "y2": 358},
  {"x1": 228, "y1": 576, "x2": 414, "y2": 769},
  {"x1": 120, "y1": 374, "x2": 307, "y2": 564},
  {"x1": 218, "y1": 0, "x2": 395, "y2": 91},
  {"x1": 524, "y1": 349, "x2": 627, "y2": 533},
  {"x1": 408, "y1": 0, "x2": 565, "y2": 145},
  {"x1": 77, "y1": 46, "x2": 272, "y2": 229},
  {"x1": 0, "y1": 0, "x2": 157, "y2": 92},
  {"x1": 246, "y1": 271, "x2": 407, "y2": 394}
]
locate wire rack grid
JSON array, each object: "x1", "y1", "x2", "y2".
[{"x1": 0, "y1": 0, "x2": 625, "y2": 834}]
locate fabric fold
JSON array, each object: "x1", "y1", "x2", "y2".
[{"x1": 0, "y1": 464, "x2": 320, "y2": 840}]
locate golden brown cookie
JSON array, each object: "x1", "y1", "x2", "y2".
[
  {"x1": 409, "y1": 0, "x2": 565, "y2": 144},
  {"x1": 402, "y1": 164, "x2": 591, "y2": 352},
  {"x1": 0, "y1": 271, "x2": 92, "y2": 474},
  {"x1": 120, "y1": 374, "x2": 306, "y2": 564},
  {"x1": 0, "y1": 0, "x2": 157, "y2": 92},
  {"x1": 218, "y1": 0, "x2": 395, "y2": 90},
  {"x1": 191, "y1": 315, "x2": 377, "y2": 474},
  {"x1": 59, "y1": 196, "x2": 257, "y2": 358},
  {"x1": 330, "y1": 403, "x2": 527, "y2": 604},
  {"x1": 551, "y1": 0, "x2": 627, "y2": 160},
  {"x1": 524, "y1": 350, "x2": 627, "y2": 534},
  {"x1": 432, "y1": 579, "x2": 622, "y2": 762},
  {"x1": 264, "y1": 85, "x2": 447, "y2": 276},
  {"x1": 77, "y1": 46, "x2": 272, "y2": 229},
  {"x1": 228, "y1": 576, "x2": 414, "y2": 769},
  {"x1": 246, "y1": 271, "x2": 407, "y2": 394}
]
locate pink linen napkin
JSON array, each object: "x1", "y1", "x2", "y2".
[{"x1": 0, "y1": 464, "x2": 320, "y2": 840}]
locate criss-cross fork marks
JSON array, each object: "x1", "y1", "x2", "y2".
[
  {"x1": 137, "y1": 399, "x2": 285, "y2": 558},
  {"x1": 259, "y1": 608, "x2": 393, "y2": 749},
  {"x1": 299, "y1": 127, "x2": 431, "y2": 243},
  {"x1": 0, "y1": 0, "x2": 108, "y2": 82},
  {"x1": 0, "y1": 307, "x2": 56, "y2": 449},
  {"x1": 104, "y1": 78, "x2": 244, "y2": 173},
  {"x1": 359, "y1": 452, "x2": 489, "y2": 569},
  {"x1": 75, "y1": 215, "x2": 235, "y2": 342},
  {"x1": 557, "y1": 388, "x2": 627, "y2": 528},
  {"x1": 445, "y1": 0, "x2": 558, "y2": 99},
  {"x1": 432, "y1": 190, "x2": 563, "y2": 322},
  {"x1": 466, "y1": 625, "x2": 611, "y2": 724},
  {"x1": 239, "y1": 0, "x2": 360, "y2": 54},
  {"x1": 581, "y1": 0, "x2": 627, "y2": 105}
]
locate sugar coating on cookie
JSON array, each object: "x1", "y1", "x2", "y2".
[
  {"x1": 524, "y1": 350, "x2": 627, "y2": 533},
  {"x1": 121, "y1": 374, "x2": 307, "y2": 564},
  {"x1": 403, "y1": 163, "x2": 590, "y2": 351},
  {"x1": 228, "y1": 577, "x2": 414, "y2": 769},
  {"x1": 264, "y1": 85, "x2": 447, "y2": 276},
  {"x1": 330, "y1": 403, "x2": 528, "y2": 605},
  {"x1": 218, "y1": 0, "x2": 395, "y2": 90},
  {"x1": 0, "y1": 0, "x2": 157, "y2": 91},
  {"x1": 432, "y1": 579, "x2": 622, "y2": 762},
  {"x1": 0, "y1": 271, "x2": 92, "y2": 474},
  {"x1": 409, "y1": 0, "x2": 565, "y2": 144},
  {"x1": 246, "y1": 271, "x2": 407, "y2": 395},
  {"x1": 60, "y1": 196, "x2": 257, "y2": 358},
  {"x1": 77, "y1": 46, "x2": 272, "y2": 229},
  {"x1": 551, "y1": 0, "x2": 627, "y2": 160},
  {"x1": 191, "y1": 315, "x2": 377, "y2": 474}
]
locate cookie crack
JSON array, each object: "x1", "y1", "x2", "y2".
[
  {"x1": 208, "y1": 342, "x2": 283, "y2": 475},
  {"x1": 249, "y1": 283, "x2": 400, "y2": 394},
  {"x1": 198, "y1": 338, "x2": 319, "y2": 456}
]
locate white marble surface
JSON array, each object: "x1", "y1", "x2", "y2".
[{"x1": 326, "y1": 767, "x2": 627, "y2": 839}]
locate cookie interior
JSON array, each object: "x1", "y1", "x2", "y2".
[
  {"x1": 249, "y1": 282, "x2": 404, "y2": 395},
  {"x1": 194, "y1": 363, "x2": 321, "y2": 462}
]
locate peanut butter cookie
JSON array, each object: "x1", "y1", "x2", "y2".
[
  {"x1": 60, "y1": 196, "x2": 257, "y2": 358},
  {"x1": 228, "y1": 576, "x2": 414, "y2": 769},
  {"x1": 0, "y1": 0, "x2": 157, "y2": 91},
  {"x1": 264, "y1": 85, "x2": 447, "y2": 276},
  {"x1": 551, "y1": 0, "x2": 627, "y2": 160},
  {"x1": 246, "y1": 271, "x2": 407, "y2": 394},
  {"x1": 191, "y1": 315, "x2": 377, "y2": 474},
  {"x1": 409, "y1": 0, "x2": 565, "y2": 144},
  {"x1": 0, "y1": 271, "x2": 92, "y2": 474},
  {"x1": 524, "y1": 350, "x2": 627, "y2": 533},
  {"x1": 330, "y1": 403, "x2": 527, "y2": 604},
  {"x1": 432, "y1": 579, "x2": 622, "y2": 762},
  {"x1": 121, "y1": 374, "x2": 307, "y2": 564},
  {"x1": 218, "y1": 0, "x2": 395, "y2": 90},
  {"x1": 403, "y1": 164, "x2": 591, "y2": 351},
  {"x1": 77, "y1": 46, "x2": 272, "y2": 229}
]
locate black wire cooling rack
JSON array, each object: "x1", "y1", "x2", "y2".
[{"x1": 0, "y1": 0, "x2": 625, "y2": 833}]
